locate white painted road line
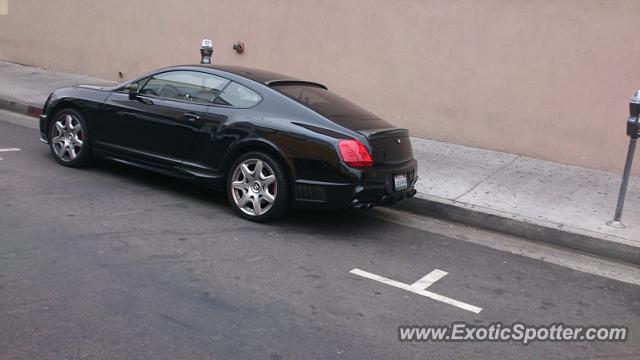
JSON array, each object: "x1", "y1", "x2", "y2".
[
  {"x1": 0, "y1": 148, "x2": 20, "y2": 160},
  {"x1": 369, "y1": 207, "x2": 640, "y2": 287},
  {"x1": 350, "y1": 268, "x2": 482, "y2": 314},
  {"x1": 411, "y1": 269, "x2": 448, "y2": 290}
]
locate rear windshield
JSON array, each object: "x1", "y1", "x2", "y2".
[{"x1": 272, "y1": 84, "x2": 378, "y2": 119}]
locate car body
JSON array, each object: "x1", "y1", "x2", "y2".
[{"x1": 39, "y1": 65, "x2": 417, "y2": 220}]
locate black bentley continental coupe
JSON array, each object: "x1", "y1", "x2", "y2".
[{"x1": 39, "y1": 65, "x2": 417, "y2": 221}]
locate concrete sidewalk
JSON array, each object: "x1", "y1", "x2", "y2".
[
  {"x1": 406, "y1": 140, "x2": 639, "y2": 265},
  {"x1": 0, "y1": 61, "x2": 638, "y2": 265},
  {"x1": 0, "y1": 61, "x2": 115, "y2": 116}
]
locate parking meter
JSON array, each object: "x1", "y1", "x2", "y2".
[
  {"x1": 608, "y1": 89, "x2": 640, "y2": 228},
  {"x1": 627, "y1": 90, "x2": 640, "y2": 138},
  {"x1": 200, "y1": 39, "x2": 213, "y2": 64}
]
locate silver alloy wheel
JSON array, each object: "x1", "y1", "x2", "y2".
[
  {"x1": 51, "y1": 114, "x2": 83, "y2": 162},
  {"x1": 231, "y1": 158, "x2": 277, "y2": 216}
]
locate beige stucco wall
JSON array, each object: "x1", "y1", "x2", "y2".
[{"x1": 1, "y1": 0, "x2": 639, "y2": 175}]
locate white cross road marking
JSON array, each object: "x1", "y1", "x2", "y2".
[
  {"x1": 411, "y1": 269, "x2": 448, "y2": 290},
  {"x1": 0, "y1": 148, "x2": 20, "y2": 160},
  {"x1": 350, "y1": 268, "x2": 483, "y2": 313}
]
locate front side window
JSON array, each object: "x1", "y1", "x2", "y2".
[
  {"x1": 213, "y1": 82, "x2": 262, "y2": 108},
  {"x1": 140, "y1": 71, "x2": 229, "y2": 104},
  {"x1": 131, "y1": 76, "x2": 150, "y2": 90}
]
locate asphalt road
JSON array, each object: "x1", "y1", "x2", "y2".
[{"x1": 1, "y1": 110, "x2": 639, "y2": 360}]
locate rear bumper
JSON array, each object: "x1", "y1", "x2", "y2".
[
  {"x1": 350, "y1": 158, "x2": 418, "y2": 208},
  {"x1": 352, "y1": 187, "x2": 417, "y2": 208},
  {"x1": 292, "y1": 159, "x2": 418, "y2": 210}
]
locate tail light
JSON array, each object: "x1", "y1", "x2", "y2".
[{"x1": 338, "y1": 139, "x2": 373, "y2": 167}]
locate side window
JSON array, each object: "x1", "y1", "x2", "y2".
[
  {"x1": 140, "y1": 71, "x2": 229, "y2": 104},
  {"x1": 120, "y1": 77, "x2": 150, "y2": 93},
  {"x1": 132, "y1": 76, "x2": 150, "y2": 89},
  {"x1": 213, "y1": 82, "x2": 262, "y2": 108}
]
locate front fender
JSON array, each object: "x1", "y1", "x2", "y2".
[{"x1": 42, "y1": 87, "x2": 111, "y2": 129}]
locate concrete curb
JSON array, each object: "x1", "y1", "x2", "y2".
[
  {"x1": 397, "y1": 193, "x2": 640, "y2": 266},
  {"x1": 0, "y1": 97, "x2": 42, "y2": 118}
]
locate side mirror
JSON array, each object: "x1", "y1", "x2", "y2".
[{"x1": 125, "y1": 83, "x2": 139, "y2": 100}]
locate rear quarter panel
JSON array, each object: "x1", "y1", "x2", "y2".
[{"x1": 216, "y1": 91, "x2": 358, "y2": 183}]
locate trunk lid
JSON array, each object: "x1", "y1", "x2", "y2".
[
  {"x1": 359, "y1": 127, "x2": 413, "y2": 166},
  {"x1": 325, "y1": 115, "x2": 413, "y2": 166}
]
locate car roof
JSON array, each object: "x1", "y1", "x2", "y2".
[{"x1": 184, "y1": 64, "x2": 328, "y2": 89}]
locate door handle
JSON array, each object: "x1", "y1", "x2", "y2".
[{"x1": 183, "y1": 113, "x2": 201, "y2": 122}]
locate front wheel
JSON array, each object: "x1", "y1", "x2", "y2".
[
  {"x1": 227, "y1": 152, "x2": 289, "y2": 222},
  {"x1": 48, "y1": 109, "x2": 92, "y2": 167}
]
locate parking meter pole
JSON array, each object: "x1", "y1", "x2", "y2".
[
  {"x1": 609, "y1": 138, "x2": 637, "y2": 227},
  {"x1": 607, "y1": 89, "x2": 640, "y2": 228}
]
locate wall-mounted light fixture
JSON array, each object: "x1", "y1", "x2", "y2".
[{"x1": 233, "y1": 42, "x2": 245, "y2": 54}]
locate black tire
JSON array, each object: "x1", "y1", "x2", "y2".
[
  {"x1": 48, "y1": 108, "x2": 92, "y2": 167},
  {"x1": 227, "y1": 151, "x2": 290, "y2": 222}
]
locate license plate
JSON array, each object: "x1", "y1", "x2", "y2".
[{"x1": 394, "y1": 174, "x2": 408, "y2": 191}]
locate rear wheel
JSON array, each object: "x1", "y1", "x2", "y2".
[
  {"x1": 227, "y1": 152, "x2": 289, "y2": 222},
  {"x1": 48, "y1": 109, "x2": 92, "y2": 167}
]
